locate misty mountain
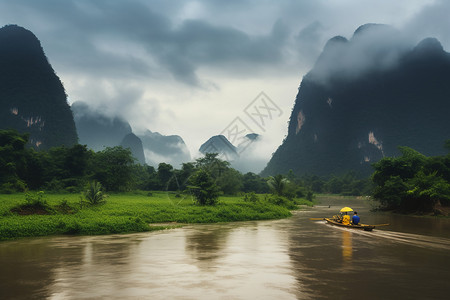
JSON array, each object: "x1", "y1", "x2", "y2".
[
  {"x1": 0, "y1": 25, "x2": 78, "y2": 149},
  {"x1": 139, "y1": 130, "x2": 191, "y2": 168},
  {"x1": 199, "y1": 135, "x2": 239, "y2": 161},
  {"x1": 72, "y1": 101, "x2": 132, "y2": 151},
  {"x1": 262, "y1": 24, "x2": 450, "y2": 177},
  {"x1": 72, "y1": 101, "x2": 146, "y2": 164},
  {"x1": 120, "y1": 133, "x2": 146, "y2": 165},
  {"x1": 199, "y1": 133, "x2": 266, "y2": 173},
  {"x1": 73, "y1": 102, "x2": 191, "y2": 167}
]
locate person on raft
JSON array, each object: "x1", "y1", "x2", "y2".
[
  {"x1": 342, "y1": 212, "x2": 351, "y2": 225},
  {"x1": 352, "y1": 211, "x2": 360, "y2": 225}
]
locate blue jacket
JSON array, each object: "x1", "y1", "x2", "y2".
[{"x1": 352, "y1": 215, "x2": 360, "y2": 225}]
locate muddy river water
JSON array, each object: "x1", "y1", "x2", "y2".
[{"x1": 1, "y1": 197, "x2": 450, "y2": 299}]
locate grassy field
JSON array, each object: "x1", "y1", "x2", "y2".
[{"x1": 0, "y1": 191, "x2": 311, "y2": 240}]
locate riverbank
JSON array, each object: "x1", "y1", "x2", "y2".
[
  {"x1": 314, "y1": 194, "x2": 450, "y2": 219},
  {"x1": 0, "y1": 192, "x2": 311, "y2": 240}
]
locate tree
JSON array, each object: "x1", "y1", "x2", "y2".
[
  {"x1": 91, "y1": 146, "x2": 135, "y2": 192},
  {"x1": 371, "y1": 143, "x2": 450, "y2": 212},
  {"x1": 216, "y1": 168, "x2": 243, "y2": 195},
  {"x1": 325, "y1": 176, "x2": 344, "y2": 194},
  {"x1": 188, "y1": 169, "x2": 220, "y2": 205},
  {"x1": 83, "y1": 180, "x2": 107, "y2": 205},
  {"x1": 130, "y1": 164, "x2": 151, "y2": 190},
  {"x1": 0, "y1": 129, "x2": 29, "y2": 192},
  {"x1": 144, "y1": 165, "x2": 160, "y2": 190},
  {"x1": 242, "y1": 172, "x2": 269, "y2": 193},
  {"x1": 173, "y1": 162, "x2": 196, "y2": 192},
  {"x1": 157, "y1": 162, "x2": 174, "y2": 190},
  {"x1": 195, "y1": 153, "x2": 230, "y2": 179},
  {"x1": 22, "y1": 150, "x2": 47, "y2": 190},
  {"x1": 267, "y1": 174, "x2": 289, "y2": 196},
  {"x1": 64, "y1": 144, "x2": 92, "y2": 177},
  {"x1": 42, "y1": 144, "x2": 93, "y2": 191},
  {"x1": 301, "y1": 175, "x2": 325, "y2": 193},
  {"x1": 373, "y1": 175, "x2": 408, "y2": 210},
  {"x1": 372, "y1": 147, "x2": 426, "y2": 187},
  {"x1": 406, "y1": 171, "x2": 450, "y2": 211}
]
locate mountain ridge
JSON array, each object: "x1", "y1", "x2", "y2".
[{"x1": 262, "y1": 24, "x2": 450, "y2": 177}]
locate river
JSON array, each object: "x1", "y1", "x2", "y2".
[{"x1": 1, "y1": 196, "x2": 450, "y2": 299}]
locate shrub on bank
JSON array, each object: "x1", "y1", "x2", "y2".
[{"x1": 0, "y1": 192, "x2": 296, "y2": 240}]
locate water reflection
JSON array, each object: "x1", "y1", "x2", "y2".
[
  {"x1": 289, "y1": 203, "x2": 450, "y2": 299},
  {"x1": 341, "y1": 230, "x2": 352, "y2": 262},
  {"x1": 185, "y1": 225, "x2": 231, "y2": 266},
  {"x1": 0, "y1": 237, "x2": 86, "y2": 299},
  {"x1": 1, "y1": 199, "x2": 450, "y2": 299}
]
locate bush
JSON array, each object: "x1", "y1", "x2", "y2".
[
  {"x1": 306, "y1": 190, "x2": 314, "y2": 202},
  {"x1": 0, "y1": 183, "x2": 15, "y2": 194},
  {"x1": 54, "y1": 199, "x2": 77, "y2": 214},
  {"x1": 83, "y1": 181, "x2": 107, "y2": 205},
  {"x1": 268, "y1": 195, "x2": 298, "y2": 209},
  {"x1": 10, "y1": 191, "x2": 54, "y2": 215},
  {"x1": 0, "y1": 180, "x2": 26, "y2": 194},
  {"x1": 25, "y1": 191, "x2": 47, "y2": 206},
  {"x1": 243, "y1": 192, "x2": 259, "y2": 202}
]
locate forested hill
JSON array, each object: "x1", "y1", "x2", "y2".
[
  {"x1": 262, "y1": 24, "x2": 450, "y2": 177},
  {"x1": 0, "y1": 25, "x2": 78, "y2": 149}
]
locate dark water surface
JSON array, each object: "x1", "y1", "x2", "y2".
[{"x1": 1, "y1": 197, "x2": 450, "y2": 299}]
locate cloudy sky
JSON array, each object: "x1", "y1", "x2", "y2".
[{"x1": 1, "y1": 0, "x2": 449, "y2": 171}]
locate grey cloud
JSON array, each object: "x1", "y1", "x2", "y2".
[
  {"x1": 150, "y1": 18, "x2": 290, "y2": 84},
  {"x1": 403, "y1": 0, "x2": 450, "y2": 49},
  {"x1": 295, "y1": 21, "x2": 325, "y2": 67},
  {"x1": 0, "y1": 0, "x2": 292, "y2": 86},
  {"x1": 2, "y1": 0, "x2": 448, "y2": 86},
  {"x1": 175, "y1": 19, "x2": 288, "y2": 63},
  {"x1": 309, "y1": 24, "x2": 414, "y2": 85}
]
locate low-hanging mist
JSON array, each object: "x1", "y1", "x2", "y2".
[{"x1": 262, "y1": 24, "x2": 450, "y2": 177}]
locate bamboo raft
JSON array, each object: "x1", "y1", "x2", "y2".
[{"x1": 324, "y1": 218, "x2": 376, "y2": 231}]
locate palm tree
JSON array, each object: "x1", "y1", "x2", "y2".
[
  {"x1": 84, "y1": 181, "x2": 107, "y2": 205},
  {"x1": 267, "y1": 174, "x2": 289, "y2": 196}
]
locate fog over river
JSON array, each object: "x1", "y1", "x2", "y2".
[{"x1": 1, "y1": 197, "x2": 449, "y2": 299}]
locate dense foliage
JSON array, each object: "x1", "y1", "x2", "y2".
[
  {"x1": 0, "y1": 192, "x2": 293, "y2": 240},
  {"x1": 188, "y1": 169, "x2": 220, "y2": 205},
  {"x1": 0, "y1": 129, "x2": 379, "y2": 200},
  {"x1": 0, "y1": 131, "x2": 303, "y2": 198},
  {"x1": 371, "y1": 143, "x2": 450, "y2": 213}
]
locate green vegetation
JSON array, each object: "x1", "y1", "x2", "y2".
[
  {"x1": 0, "y1": 132, "x2": 317, "y2": 203},
  {"x1": 83, "y1": 181, "x2": 107, "y2": 206},
  {"x1": 0, "y1": 130, "x2": 316, "y2": 241},
  {"x1": 371, "y1": 143, "x2": 450, "y2": 213},
  {"x1": 267, "y1": 174, "x2": 289, "y2": 196},
  {"x1": 188, "y1": 169, "x2": 220, "y2": 205},
  {"x1": 0, "y1": 192, "x2": 298, "y2": 240}
]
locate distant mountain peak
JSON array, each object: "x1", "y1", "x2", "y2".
[
  {"x1": 352, "y1": 23, "x2": 395, "y2": 38},
  {"x1": 199, "y1": 135, "x2": 238, "y2": 161},
  {"x1": 138, "y1": 130, "x2": 191, "y2": 168},
  {"x1": 72, "y1": 101, "x2": 132, "y2": 151},
  {"x1": 413, "y1": 37, "x2": 444, "y2": 55},
  {"x1": 121, "y1": 133, "x2": 146, "y2": 165}
]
